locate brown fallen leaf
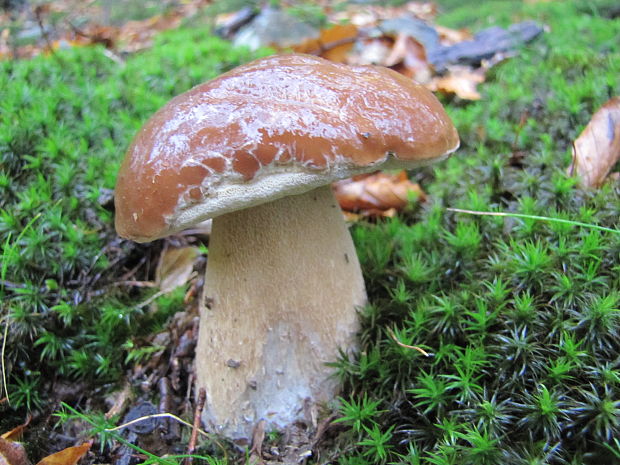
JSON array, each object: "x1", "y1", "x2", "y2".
[
  {"x1": 0, "y1": 438, "x2": 30, "y2": 465},
  {"x1": 568, "y1": 96, "x2": 620, "y2": 188},
  {"x1": 1, "y1": 416, "x2": 31, "y2": 441},
  {"x1": 156, "y1": 246, "x2": 201, "y2": 294},
  {"x1": 104, "y1": 381, "x2": 132, "y2": 420},
  {"x1": 333, "y1": 171, "x2": 426, "y2": 217},
  {"x1": 428, "y1": 65, "x2": 485, "y2": 100},
  {"x1": 294, "y1": 23, "x2": 358, "y2": 63},
  {"x1": 385, "y1": 33, "x2": 433, "y2": 84},
  {"x1": 35, "y1": 442, "x2": 91, "y2": 465},
  {"x1": 330, "y1": 2, "x2": 438, "y2": 27},
  {"x1": 347, "y1": 37, "x2": 394, "y2": 66},
  {"x1": 435, "y1": 24, "x2": 473, "y2": 45}
]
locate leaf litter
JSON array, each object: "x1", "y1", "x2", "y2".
[
  {"x1": 0, "y1": 0, "x2": 565, "y2": 461},
  {"x1": 1, "y1": 0, "x2": 545, "y2": 216},
  {"x1": 568, "y1": 96, "x2": 620, "y2": 188}
]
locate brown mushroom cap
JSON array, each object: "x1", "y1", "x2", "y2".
[{"x1": 115, "y1": 53, "x2": 459, "y2": 242}]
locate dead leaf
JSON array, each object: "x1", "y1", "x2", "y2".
[
  {"x1": 1, "y1": 416, "x2": 31, "y2": 441},
  {"x1": 428, "y1": 65, "x2": 485, "y2": 100},
  {"x1": 104, "y1": 381, "x2": 132, "y2": 419},
  {"x1": 385, "y1": 33, "x2": 432, "y2": 84},
  {"x1": 35, "y1": 442, "x2": 91, "y2": 465},
  {"x1": 330, "y1": 2, "x2": 438, "y2": 27},
  {"x1": 568, "y1": 96, "x2": 620, "y2": 188},
  {"x1": 435, "y1": 25, "x2": 472, "y2": 45},
  {"x1": 0, "y1": 438, "x2": 30, "y2": 465},
  {"x1": 156, "y1": 246, "x2": 200, "y2": 294},
  {"x1": 333, "y1": 171, "x2": 426, "y2": 217},
  {"x1": 347, "y1": 37, "x2": 394, "y2": 66},
  {"x1": 294, "y1": 24, "x2": 358, "y2": 63}
]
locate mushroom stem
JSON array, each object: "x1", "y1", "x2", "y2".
[{"x1": 196, "y1": 184, "x2": 366, "y2": 442}]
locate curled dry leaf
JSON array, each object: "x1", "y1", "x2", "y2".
[
  {"x1": 428, "y1": 65, "x2": 485, "y2": 100},
  {"x1": 347, "y1": 37, "x2": 394, "y2": 66},
  {"x1": 435, "y1": 25, "x2": 473, "y2": 45},
  {"x1": 1, "y1": 416, "x2": 31, "y2": 441},
  {"x1": 35, "y1": 442, "x2": 91, "y2": 465},
  {"x1": 294, "y1": 24, "x2": 358, "y2": 63},
  {"x1": 156, "y1": 246, "x2": 201, "y2": 294},
  {"x1": 0, "y1": 438, "x2": 30, "y2": 465},
  {"x1": 385, "y1": 33, "x2": 433, "y2": 84},
  {"x1": 333, "y1": 171, "x2": 426, "y2": 218},
  {"x1": 104, "y1": 381, "x2": 132, "y2": 419},
  {"x1": 568, "y1": 96, "x2": 620, "y2": 188},
  {"x1": 331, "y1": 1, "x2": 438, "y2": 26}
]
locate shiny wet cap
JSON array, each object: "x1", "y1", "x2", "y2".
[{"x1": 115, "y1": 53, "x2": 459, "y2": 242}]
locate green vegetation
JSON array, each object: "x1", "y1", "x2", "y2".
[
  {"x1": 1, "y1": 0, "x2": 619, "y2": 463},
  {"x1": 331, "y1": 1, "x2": 620, "y2": 464},
  {"x1": 0, "y1": 30, "x2": 265, "y2": 420}
]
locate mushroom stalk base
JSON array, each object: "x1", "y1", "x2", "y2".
[{"x1": 196, "y1": 185, "x2": 367, "y2": 443}]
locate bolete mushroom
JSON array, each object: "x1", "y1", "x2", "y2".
[{"x1": 114, "y1": 54, "x2": 459, "y2": 442}]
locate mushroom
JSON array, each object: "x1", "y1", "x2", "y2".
[{"x1": 114, "y1": 54, "x2": 459, "y2": 442}]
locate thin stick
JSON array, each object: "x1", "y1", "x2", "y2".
[
  {"x1": 387, "y1": 327, "x2": 430, "y2": 357},
  {"x1": 447, "y1": 208, "x2": 620, "y2": 235},
  {"x1": 34, "y1": 6, "x2": 55, "y2": 56},
  {"x1": 185, "y1": 388, "x2": 206, "y2": 465}
]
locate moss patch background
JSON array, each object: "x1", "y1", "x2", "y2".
[{"x1": 1, "y1": 0, "x2": 619, "y2": 463}]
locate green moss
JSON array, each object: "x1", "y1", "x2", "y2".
[
  {"x1": 0, "y1": 31, "x2": 266, "y2": 414},
  {"x1": 337, "y1": 0, "x2": 620, "y2": 463},
  {"x1": 1, "y1": 0, "x2": 619, "y2": 462}
]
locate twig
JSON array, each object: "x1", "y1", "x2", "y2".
[
  {"x1": 305, "y1": 36, "x2": 359, "y2": 57},
  {"x1": 387, "y1": 327, "x2": 431, "y2": 357},
  {"x1": 0, "y1": 279, "x2": 27, "y2": 289},
  {"x1": 66, "y1": 20, "x2": 114, "y2": 48},
  {"x1": 134, "y1": 289, "x2": 166, "y2": 310},
  {"x1": 101, "y1": 47, "x2": 125, "y2": 65},
  {"x1": 109, "y1": 280, "x2": 157, "y2": 288},
  {"x1": 185, "y1": 388, "x2": 206, "y2": 465},
  {"x1": 0, "y1": 280, "x2": 46, "y2": 292},
  {"x1": 119, "y1": 255, "x2": 148, "y2": 281},
  {"x1": 33, "y1": 5, "x2": 56, "y2": 58},
  {"x1": 159, "y1": 377, "x2": 179, "y2": 440}
]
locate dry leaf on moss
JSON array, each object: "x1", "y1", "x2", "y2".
[
  {"x1": 0, "y1": 438, "x2": 30, "y2": 465},
  {"x1": 347, "y1": 37, "x2": 394, "y2": 66},
  {"x1": 385, "y1": 33, "x2": 432, "y2": 84},
  {"x1": 333, "y1": 171, "x2": 426, "y2": 217},
  {"x1": 568, "y1": 96, "x2": 620, "y2": 188},
  {"x1": 156, "y1": 246, "x2": 200, "y2": 294},
  {"x1": 428, "y1": 65, "x2": 485, "y2": 100},
  {"x1": 435, "y1": 24, "x2": 473, "y2": 45},
  {"x1": 294, "y1": 24, "x2": 358, "y2": 63},
  {"x1": 35, "y1": 442, "x2": 91, "y2": 465},
  {"x1": 0, "y1": 417, "x2": 31, "y2": 441},
  {"x1": 331, "y1": 1, "x2": 438, "y2": 26}
]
